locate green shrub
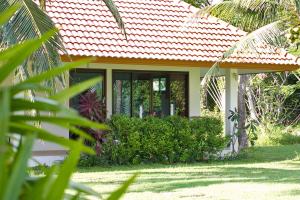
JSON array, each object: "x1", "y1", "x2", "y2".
[
  {"x1": 80, "y1": 115, "x2": 227, "y2": 166},
  {"x1": 165, "y1": 116, "x2": 194, "y2": 162},
  {"x1": 106, "y1": 115, "x2": 143, "y2": 164},
  {"x1": 256, "y1": 123, "x2": 300, "y2": 146},
  {"x1": 190, "y1": 117, "x2": 225, "y2": 159}
]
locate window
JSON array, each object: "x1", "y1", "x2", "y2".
[
  {"x1": 69, "y1": 69, "x2": 106, "y2": 139},
  {"x1": 113, "y1": 71, "x2": 188, "y2": 117}
]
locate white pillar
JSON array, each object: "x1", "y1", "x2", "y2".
[
  {"x1": 224, "y1": 68, "x2": 238, "y2": 150},
  {"x1": 106, "y1": 69, "x2": 113, "y2": 118},
  {"x1": 189, "y1": 68, "x2": 201, "y2": 118}
]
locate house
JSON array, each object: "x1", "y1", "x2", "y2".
[{"x1": 32, "y1": 0, "x2": 299, "y2": 164}]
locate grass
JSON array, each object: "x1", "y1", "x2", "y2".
[{"x1": 74, "y1": 144, "x2": 300, "y2": 200}]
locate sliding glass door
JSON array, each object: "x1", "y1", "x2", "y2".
[{"x1": 113, "y1": 71, "x2": 188, "y2": 117}]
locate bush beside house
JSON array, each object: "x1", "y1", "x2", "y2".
[
  {"x1": 78, "y1": 115, "x2": 227, "y2": 166},
  {"x1": 256, "y1": 124, "x2": 300, "y2": 146}
]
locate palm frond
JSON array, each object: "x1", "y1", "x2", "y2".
[
  {"x1": 295, "y1": 0, "x2": 300, "y2": 14},
  {"x1": 201, "y1": 20, "x2": 290, "y2": 98},
  {"x1": 195, "y1": 1, "x2": 286, "y2": 32},
  {"x1": 214, "y1": 20, "x2": 290, "y2": 67},
  {"x1": 0, "y1": 0, "x2": 66, "y2": 85},
  {"x1": 232, "y1": 20, "x2": 289, "y2": 53},
  {"x1": 232, "y1": 0, "x2": 295, "y2": 12},
  {"x1": 102, "y1": 0, "x2": 126, "y2": 38}
]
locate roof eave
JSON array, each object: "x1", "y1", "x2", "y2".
[{"x1": 61, "y1": 55, "x2": 299, "y2": 72}]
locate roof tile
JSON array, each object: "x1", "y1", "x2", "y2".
[{"x1": 46, "y1": 0, "x2": 299, "y2": 66}]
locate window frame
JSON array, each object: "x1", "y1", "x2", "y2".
[
  {"x1": 112, "y1": 70, "x2": 189, "y2": 117},
  {"x1": 69, "y1": 68, "x2": 107, "y2": 115}
]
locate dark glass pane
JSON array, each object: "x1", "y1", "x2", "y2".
[
  {"x1": 170, "y1": 74, "x2": 187, "y2": 116},
  {"x1": 152, "y1": 77, "x2": 169, "y2": 117},
  {"x1": 113, "y1": 72, "x2": 131, "y2": 116},
  {"x1": 132, "y1": 73, "x2": 151, "y2": 118},
  {"x1": 160, "y1": 78, "x2": 167, "y2": 91},
  {"x1": 70, "y1": 71, "x2": 105, "y2": 111}
]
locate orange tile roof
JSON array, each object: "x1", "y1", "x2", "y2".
[{"x1": 46, "y1": 0, "x2": 300, "y2": 67}]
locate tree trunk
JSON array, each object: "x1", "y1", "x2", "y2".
[
  {"x1": 238, "y1": 75, "x2": 249, "y2": 150},
  {"x1": 200, "y1": 82, "x2": 208, "y2": 110},
  {"x1": 245, "y1": 82, "x2": 259, "y2": 123},
  {"x1": 116, "y1": 80, "x2": 122, "y2": 113}
]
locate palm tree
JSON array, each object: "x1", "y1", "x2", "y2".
[
  {"x1": 0, "y1": 0, "x2": 125, "y2": 86},
  {"x1": 184, "y1": 0, "x2": 213, "y2": 8},
  {"x1": 194, "y1": 0, "x2": 300, "y2": 149},
  {"x1": 198, "y1": 0, "x2": 300, "y2": 57}
]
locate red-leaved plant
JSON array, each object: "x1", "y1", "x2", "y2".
[{"x1": 79, "y1": 89, "x2": 107, "y2": 155}]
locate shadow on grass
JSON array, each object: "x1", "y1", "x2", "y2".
[
  {"x1": 124, "y1": 165, "x2": 300, "y2": 192},
  {"x1": 75, "y1": 145, "x2": 300, "y2": 195},
  {"x1": 85, "y1": 165, "x2": 300, "y2": 195},
  {"x1": 236, "y1": 144, "x2": 300, "y2": 163}
]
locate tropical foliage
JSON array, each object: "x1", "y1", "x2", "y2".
[
  {"x1": 200, "y1": 0, "x2": 298, "y2": 48},
  {"x1": 184, "y1": 0, "x2": 212, "y2": 8},
  {"x1": 79, "y1": 90, "x2": 107, "y2": 155},
  {"x1": 0, "y1": 7, "x2": 136, "y2": 200},
  {"x1": 78, "y1": 115, "x2": 227, "y2": 166},
  {"x1": 190, "y1": 0, "x2": 300, "y2": 148}
]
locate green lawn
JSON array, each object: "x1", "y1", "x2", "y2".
[{"x1": 74, "y1": 145, "x2": 300, "y2": 200}]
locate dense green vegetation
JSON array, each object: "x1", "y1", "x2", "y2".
[
  {"x1": 1, "y1": 0, "x2": 299, "y2": 199},
  {"x1": 190, "y1": 0, "x2": 300, "y2": 149},
  {"x1": 79, "y1": 115, "x2": 227, "y2": 166},
  {"x1": 0, "y1": 7, "x2": 136, "y2": 200},
  {"x1": 256, "y1": 124, "x2": 300, "y2": 146},
  {"x1": 75, "y1": 144, "x2": 300, "y2": 200}
]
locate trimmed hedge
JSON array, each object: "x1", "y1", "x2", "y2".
[{"x1": 78, "y1": 115, "x2": 227, "y2": 166}]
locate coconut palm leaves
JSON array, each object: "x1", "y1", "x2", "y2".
[
  {"x1": 184, "y1": 0, "x2": 212, "y2": 8},
  {"x1": 201, "y1": 0, "x2": 298, "y2": 31},
  {"x1": 0, "y1": 0, "x2": 65, "y2": 79},
  {"x1": 195, "y1": 0, "x2": 300, "y2": 72}
]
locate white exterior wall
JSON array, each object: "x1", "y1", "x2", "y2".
[
  {"x1": 224, "y1": 68, "x2": 239, "y2": 152},
  {"x1": 106, "y1": 68, "x2": 113, "y2": 118},
  {"x1": 32, "y1": 81, "x2": 69, "y2": 165},
  {"x1": 189, "y1": 68, "x2": 201, "y2": 117}
]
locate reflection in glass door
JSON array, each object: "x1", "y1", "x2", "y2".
[
  {"x1": 170, "y1": 74, "x2": 187, "y2": 116},
  {"x1": 132, "y1": 73, "x2": 151, "y2": 118},
  {"x1": 152, "y1": 77, "x2": 170, "y2": 117},
  {"x1": 113, "y1": 73, "x2": 131, "y2": 116}
]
